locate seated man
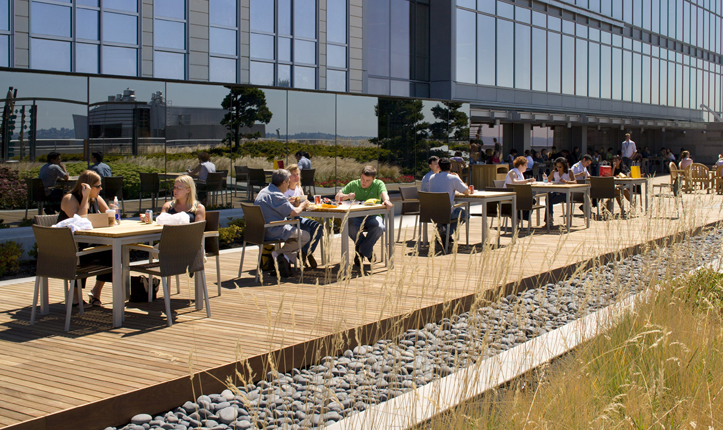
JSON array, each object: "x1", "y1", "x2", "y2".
[
  {"x1": 420, "y1": 156, "x2": 440, "y2": 192},
  {"x1": 429, "y1": 157, "x2": 470, "y2": 240},
  {"x1": 571, "y1": 154, "x2": 596, "y2": 209},
  {"x1": 38, "y1": 151, "x2": 69, "y2": 214},
  {"x1": 336, "y1": 166, "x2": 393, "y2": 267},
  {"x1": 254, "y1": 169, "x2": 310, "y2": 277},
  {"x1": 89, "y1": 151, "x2": 112, "y2": 178}
]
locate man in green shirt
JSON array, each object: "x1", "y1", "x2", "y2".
[{"x1": 336, "y1": 165, "x2": 393, "y2": 266}]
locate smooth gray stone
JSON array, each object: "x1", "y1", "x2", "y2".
[
  {"x1": 233, "y1": 420, "x2": 252, "y2": 430},
  {"x1": 160, "y1": 425, "x2": 176, "y2": 430},
  {"x1": 130, "y1": 414, "x2": 152, "y2": 425},
  {"x1": 217, "y1": 407, "x2": 238, "y2": 424}
]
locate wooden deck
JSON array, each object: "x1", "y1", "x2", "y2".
[{"x1": 1, "y1": 177, "x2": 722, "y2": 430}]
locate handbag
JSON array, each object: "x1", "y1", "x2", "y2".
[{"x1": 129, "y1": 275, "x2": 160, "y2": 302}]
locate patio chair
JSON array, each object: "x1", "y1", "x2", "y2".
[
  {"x1": 125, "y1": 221, "x2": 210, "y2": 327},
  {"x1": 300, "y1": 169, "x2": 317, "y2": 196},
  {"x1": 450, "y1": 161, "x2": 468, "y2": 183},
  {"x1": 102, "y1": 176, "x2": 125, "y2": 215},
  {"x1": 714, "y1": 165, "x2": 723, "y2": 194},
  {"x1": 397, "y1": 186, "x2": 420, "y2": 243},
  {"x1": 652, "y1": 162, "x2": 684, "y2": 217},
  {"x1": 25, "y1": 178, "x2": 48, "y2": 219},
  {"x1": 589, "y1": 176, "x2": 616, "y2": 218},
  {"x1": 205, "y1": 172, "x2": 226, "y2": 207},
  {"x1": 510, "y1": 184, "x2": 547, "y2": 234},
  {"x1": 689, "y1": 163, "x2": 711, "y2": 193},
  {"x1": 138, "y1": 172, "x2": 160, "y2": 213},
  {"x1": 204, "y1": 211, "x2": 222, "y2": 296},
  {"x1": 33, "y1": 214, "x2": 57, "y2": 226},
  {"x1": 234, "y1": 166, "x2": 250, "y2": 198},
  {"x1": 247, "y1": 168, "x2": 267, "y2": 201},
  {"x1": 418, "y1": 192, "x2": 469, "y2": 255},
  {"x1": 238, "y1": 202, "x2": 302, "y2": 282},
  {"x1": 31, "y1": 225, "x2": 113, "y2": 331}
]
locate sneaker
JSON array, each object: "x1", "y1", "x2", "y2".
[
  {"x1": 305, "y1": 253, "x2": 318, "y2": 270},
  {"x1": 276, "y1": 254, "x2": 291, "y2": 278}
]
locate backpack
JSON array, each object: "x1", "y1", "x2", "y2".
[{"x1": 260, "y1": 245, "x2": 277, "y2": 272}]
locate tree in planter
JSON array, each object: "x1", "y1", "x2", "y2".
[{"x1": 220, "y1": 87, "x2": 273, "y2": 151}]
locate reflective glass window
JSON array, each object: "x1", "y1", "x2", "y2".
[
  {"x1": 458, "y1": 0, "x2": 475, "y2": 8},
  {"x1": 642, "y1": 43, "x2": 650, "y2": 55},
  {"x1": 154, "y1": 51, "x2": 184, "y2": 79},
  {"x1": 660, "y1": 59, "x2": 667, "y2": 105},
  {"x1": 577, "y1": 0, "x2": 588, "y2": 7},
  {"x1": 102, "y1": 45, "x2": 136, "y2": 76},
  {"x1": 497, "y1": 1, "x2": 513, "y2": 19},
  {"x1": 623, "y1": 37, "x2": 632, "y2": 50},
  {"x1": 516, "y1": 6, "x2": 531, "y2": 23},
  {"x1": 698, "y1": 7, "x2": 704, "y2": 48},
  {"x1": 0, "y1": 35, "x2": 7, "y2": 67},
  {"x1": 294, "y1": 66, "x2": 316, "y2": 89},
  {"x1": 548, "y1": 31, "x2": 561, "y2": 93},
  {"x1": 562, "y1": 19, "x2": 575, "y2": 35},
  {"x1": 279, "y1": 0, "x2": 291, "y2": 35},
  {"x1": 589, "y1": 41, "x2": 600, "y2": 98},
  {"x1": 670, "y1": 61, "x2": 677, "y2": 106},
  {"x1": 250, "y1": 33, "x2": 274, "y2": 60},
  {"x1": 77, "y1": 8, "x2": 99, "y2": 40},
  {"x1": 589, "y1": 28, "x2": 600, "y2": 42},
  {"x1": 641, "y1": 55, "x2": 650, "y2": 103},
  {"x1": 633, "y1": 0, "x2": 642, "y2": 27},
  {"x1": 104, "y1": 0, "x2": 136, "y2": 12},
  {"x1": 31, "y1": 38, "x2": 70, "y2": 71},
  {"x1": 622, "y1": 50, "x2": 632, "y2": 101},
  {"x1": 78, "y1": 0, "x2": 98, "y2": 6},
  {"x1": 497, "y1": 19, "x2": 514, "y2": 88},
  {"x1": 155, "y1": 20, "x2": 185, "y2": 50},
  {"x1": 210, "y1": 27, "x2": 236, "y2": 55},
  {"x1": 294, "y1": 0, "x2": 316, "y2": 39},
  {"x1": 624, "y1": 0, "x2": 633, "y2": 22},
  {"x1": 590, "y1": 0, "x2": 600, "y2": 11},
  {"x1": 328, "y1": 0, "x2": 347, "y2": 44},
  {"x1": 209, "y1": 57, "x2": 236, "y2": 83},
  {"x1": 643, "y1": 0, "x2": 651, "y2": 29},
  {"x1": 278, "y1": 64, "x2": 291, "y2": 86},
  {"x1": 477, "y1": 14, "x2": 495, "y2": 85},
  {"x1": 155, "y1": 0, "x2": 184, "y2": 19},
  {"x1": 456, "y1": 8, "x2": 476, "y2": 83},
  {"x1": 390, "y1": 0, "x2": 410, "y2": 79},
  {"x1": 31, "y1": 2, "x2": 70, "y2": 37},
  {"x1": 328, "y1": 44, "x2": 346, "y2": 68},
  {"x1": 0, "y1": 0, "x2": 7, "y2": 31},
  {"x1": 612, "y1": 47, "x2": 622, "y2": 99},
  {"x1": 515, "y1": 23, "x2": 531, "y2": 90},
  {"x1": 601, "y1": 44, "x2": 611, "y2": 98},
  {"x1": 562, "y1": 35, "x2": 575, "y2": 94},
  {"x1": 478, "y1": 0, "x2": 495, "y2": 14},
  {"x1": 576, "y1": 38, "x2": 587, "y2": 96},
  {"x1": 576, "y1": 23, "x2": 586, "y2": 38},
  {"x1": 601, "y1": 0, "x2": 612, "y2": 15},
  {"x1": 612, "y1": 0, "x2": 623, "y2": 20},
  {"x1": 294, "y1": 39, "x2": 316, "y2": 64},
  {"x1": 532, "y1": 27, "x2": 546, "y2": 91},
  {"x1": 103, "y1": 12, "x2": 137, "y2": 44},
  {"x1": 210, "y1": 0, "x2": 236, "y2": 27},
  {"x1": 532, "y1": 11, "x2": 546, "y2": 27},
  {"x1": 650, "y1": 57, "x2": 659, "y2": 104},
  {"x1": 613, "y1": 33, "x2": 622, "y2": 46},
  {"x1": 278, "y1": 37, "x2": 291, "y2": 62},
  {"x1": 601, "y1": 31, "x2": 611, "y2": 45},
  {"x1": 682, "y1": 65, "x2": 689, "y2": 108},
  {"x1": 250, "y1": 0, "x2": 274, "y2": 32},
  {"x1": 368, "y1": 0, "x2": 389, "y2": 76},
  {"x1": 548, "y1": 16, "x2": 561, "y2": 31},
  {"x1": 76, "y1": 43, "x2": 98, "y2": 73},
  {"x1": 327, "y1": 69, "x2": 346, "y2": 92},
  {"x1": 250, "y1": 61, "x2": 274, "y2": 85},
  {"x1": 652, "y1": 0, "x2": 659, "y2": 32},
  {"x1": 660, "y1": 0, "x2": 667, "y2": 35}
]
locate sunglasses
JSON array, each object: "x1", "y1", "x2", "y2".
[
  {"x1": 173, "y1": 186, "x2": 187, "y2": 190},
  {"x1": 91, "y1": 184, "x2": 102, "y2": 189}
]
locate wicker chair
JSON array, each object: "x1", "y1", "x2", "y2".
[
  {"x1": 31, "y1": 225, "x2": 113, "y2": 331},
  {"x1": 125, "y1": 221, "x2": 210, "y2": 327},
  {"x1": 397, "y1": 186, "x2": 420, "y2": 243},
  {"x1": 204, "y1": 211, "x2": 222, "y2": 295},
  {"x1": 450, "y1": 161, "x2": 468, "y2": 183},
  {"x1": 688, "y1": 163, "x2": 712, "y2": 193},
  {"x1": 418, "y1": 191, "x2": 469, "y2": 254},
  {"x1": 33, "y1": 214, "x2": 57, "y2": 226},
  {"x1": 238, "y1": 203, "x2": 302, "y2": 282},
  {"x1": 714, "y1": 165, "x2": 723, "y2": 194}
]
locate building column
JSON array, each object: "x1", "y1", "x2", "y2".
[{"x1": 580, "y1": 126, "x2": 588, "y2": 155}]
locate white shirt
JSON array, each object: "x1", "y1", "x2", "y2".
[
  {"x1": 679, "y1": 158, "x2": 693, "y2": 170},
  {"x1": 284, "y1": 185, "x2": 303, "y2": 199},
  {"x1": 429, "y1": 171, "x2": 468, "y2": 206},
  {"x1": 199, "y1": 161, "x2": 216, "y2": 182},
  {"x1": 504, "y1": 168, "x2": 524, "y2": 188},
  {"x1": 571, "y1": 161, "x2": 589, "y2": 179},
  {"x1": 621, "y1": 139, "x2": 637, "y2": 158},
  {"x1": 298, "y1": 156, "x2": 312, "y2": 170},
  {"x1": 553, "y1": 171, "x2": 573, "y2": 183}
]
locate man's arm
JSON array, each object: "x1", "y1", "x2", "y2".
[
  {"x1": 380, "y1": 191, "x2": 393, "y2": 208},
  {"x1": 55, "y1": 164, "x2": 69, "y2": 181}
]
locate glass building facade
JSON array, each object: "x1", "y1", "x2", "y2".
[{"x1": 0, "y1": 0, "x2": 721, "y2": 223}]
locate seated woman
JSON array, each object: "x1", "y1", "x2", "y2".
[
  {"x1": 544, "y1": 157, "x2": 576, "y2": 227},
  {"x1": 58, "y1": 170, "x2": 112, "y2": 307},
  {"x1": 489, "y1": 150, "x2": 501, "y2": 164},
  {"x1": 504, "y1": 156, "x2": 537, "y2": 222},
  {"x1": 612, "y1": 156, "x2": 632, "y2": 214},
  {"x1": 159, "y1": 175, "x2": 206, "y2": 222},
  {"x1": 284, "y1": 165, "x2": 322, "y2": 268},
  {"x1": 678, "y1": 150, "x2": 693, "y2": 170}
]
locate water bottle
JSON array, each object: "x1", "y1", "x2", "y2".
[
  {"x1": 543, "y1": 173, "x2": 548, "y2": 184},
  {"x1": 113, "y1": 196, "x2": 121, "y2": 225}
]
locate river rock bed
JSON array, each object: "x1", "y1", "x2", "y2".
[{"x1": 105, "y1": 229, "x2": 723, "y2": 430}]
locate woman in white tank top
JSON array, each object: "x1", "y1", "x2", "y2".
[
  {"x1": 504, "y1": 156, "x2": 536, "y2": 188},
  {"x1": 552, "y1": 157, "x2": 576, "y2": 183}
]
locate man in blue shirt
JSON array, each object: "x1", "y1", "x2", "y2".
[
  {"x1": 295, "y1": 151, "x2": 312, "y2": 170},
  {"x1": 38, "y1": 151, "x2": 69, "y2": 214},
  {"x1": 89, "y1": 152, "x2": 112, "y2": 178},
  {"x1": 420, "y1": 156, "x2": 440, "y2": 192},
  {"x1": 254, "y1": 169, "x2": 310, "y2": 277}
]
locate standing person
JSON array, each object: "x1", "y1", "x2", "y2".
[
  {"x1": 679, "y1": 150, "x2": 693, "y2": 170},
  {"x1": 429, "y1": 157, "x2": 470, "y2": 241},
  {"x1": 524, "y1": 150, "x2": 535, "y2": 179},
  {"x1": 621, "y1": 133, "x2": 636, "y2": 166},
  {"x1": 469, "y1": 140, "x2": 480, "y2": 163},
  {"x1": 57, "y1": 170, "x2": 112, "y2": 307},
  {"x1": 187, "y1": 151, "x2": 216, "y2": 182},
  {"x1": 38, "y1": 151, "x2": 69, "y2": 214},
  {"x1": 335, "y1": 166, "x2": 393, "y2": 267},
  {"x1": 254, "y1": 169, "x2": 310, "y2": 277},
  {"x1": 493, "y1": 138, "x2": 501, "y2": 154},
  {"x1": 295, "y1": 151, "x2": 312, "y2": 170},
  {"x1": 89, "y1": 151, "x2": 112, "y2": 178},
  {"x1": 420, "y1": 156, "x2": 440, "y2": 192},
  {"x1": 283, "y1": 164, "x2": 321, "y2": 268}
]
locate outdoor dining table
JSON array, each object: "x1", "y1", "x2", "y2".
[
  {"x1": 72, "y1": 221, "x2": 215, "y2": 328},
  {"x1": 55, "y1": 175, "x2": 79, "y2": 191},
  {"x1": 454, "y1": 190, "x2": 517, "y2": 246},
  {"x1": 300, "y1": 203, "x2": 394, "y2": 270},
  {"x1": 530, "y1": 183, "x2": 591, "y2": 230}
]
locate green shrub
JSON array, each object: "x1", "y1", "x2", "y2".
[
  {"x1": 0, "y1": 241, "x2": 23, "y2": 277},
  {"x1": 0, "y1": 167, "x2": 29, "y2": 210},
  {"x1": 219, "y1": 217, "x2": 246, "y2": 246}
]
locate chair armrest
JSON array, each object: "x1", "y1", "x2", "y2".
[
  {"x1": 76, "y1": 245, "x2": 112, "y2": 257},
  {"x1": 203, "y1": 231, "x2": 219, "y2": 238},
  {"x1": 452, "y1": 201, "x2": 470, "y2": 210},
  {"x1": 123, "y1": 243, "x2": 159, "y2": 255},
  {"x1": 402, "y1": 198, "x2": 420, "y2": 204},
  {"x1": 265, "y1": 219, "x2": 299, "y2": 228}
]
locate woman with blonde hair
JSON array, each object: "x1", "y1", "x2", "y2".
[
  {"x1": 283, "y1": 164, "x2": 321, "y2": 269},
  {"x1": 58, "y1": 170, "x2": 112, "y2": 307},
  {"x1": 159, "y1": 175, "x2": 206, "y2": 222}
]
